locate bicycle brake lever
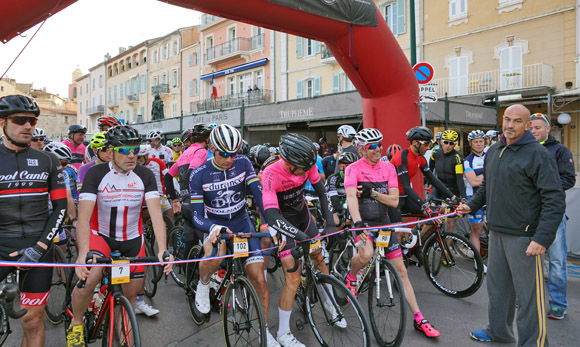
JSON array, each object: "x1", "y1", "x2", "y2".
[{"x1": 286, "y1": 246, "x2": 305, "y2": 273}]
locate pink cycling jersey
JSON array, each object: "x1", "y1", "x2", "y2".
[
  {"x1": 167, "y1": 143, "x2": 207, "y2": 177},
  {"x1": 62, "y1": 139, "x2": 85, "y2": 171}
]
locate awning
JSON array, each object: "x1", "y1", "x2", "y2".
[{"x1": 200, "y1": 58, "x2": 268, "y2": 80}]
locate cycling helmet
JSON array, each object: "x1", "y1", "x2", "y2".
[
  {"x1": 44, "y1": 142, "x2": 73, "y2": 161},
  {"x1": 90, "y1": 131, "x2": 107, "y2": 150},
  {"x1": 468, "y1": 130, "x2": 485, "y2": 141},
  {"x1": 138, "y1": 144, "x2": 151, "y2": 157},
  {"x1": 240, "y1": 140, "x2": 249, "y2": 156},
  {"x1": 312, "y1": 142, "x2": 320, "y2": 151},
  {"x1": 354, "y1": 128, "x2": 383, "y2": 146},
  {"x1": 190, "y1": 123, "x2": 212, "y2": 142},
  {"x1": 248, "y1": 144, "x2": 263, "y2": 162},
  {"x1": 386, "y1": 144, "x2": 402, "y2": 160},
  {"x1": 268, "y1": 146, "x2": 279, "y2": 155},
  {"x1": 210, "y1": 124, "x2": 242, "y2": 153},
  {"x1": 85, "y1": 145, "x2": 98, "y2": 163},
  {"x1": 435, "y1": 132, "x2": 442, "y2": 140},
  {"x1": 170, "y1": 138, "x2": 183, "y2": 146},
  {"x1": 146, "y1": 129, "x2": 162, "y2": 140},
  {"x1": 106, "y1": 125, "x2": 141, "y2": 147},
  {"x1": 209, "y1": 123, "x2": 218, "y2": 129},
  {"x1": 97, "y1": 116, "x2": 121, "y2": 130},
  {"x1": 255, "y1": 147, "x2": 271, "y2": 167},
  {"x1": 279, "y1": 133, "x2": 317, "y2": 170},
  {"x1": 337, "y1": 125, "x2": 356, "y2": 139},
  {"x1": 33, "y1": 128, "x2": 46, "y2": 138},
  {"x1": 68, "y1": 125, "x2": 87, "y2": 135},
  {"x1": 0, "y1": 95, "x2": 40, "y2": 118},
  {"x1": 318, "y1": 137, "x2": 327, "y2": 145},
  {"x1": 485, "y1": 130, "x2": 499, "y2": 138},
  {"x1": 441, "y1": 130, "x2": 459, "y2": 142},
  {"x1": 406, "y1": 126, "x2": 434, "y2": 142},
  {"x1": 338, "y1": 152, "x2": 358, "y2": 165}
]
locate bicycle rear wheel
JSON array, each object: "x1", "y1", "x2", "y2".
[
  {"x1": 423, "y1": 231, "x2": 484, "y2": 298},
  {"x1": 0, "y1": 303, "x2": 8, "y2": 345},
  {"x1": 305, "y1": 273, "x2": 371, "y2": 347},
  {"x1": 222, "y1": 276, "x2": 266, "y2": 347},
  {"x1": 168, "y1": 227, "x2": 186, "y2": 287},
  {"x1": 46, "y1": 246, "x2": 68, "y2": 325},
  {"x1": 185, "y1": 245, "x2": 207, "y2": 325},
  {"x1": 102, "y1": 295, "x2": 141, "y2": 347},
  {"x1": 143, "y1": 238, "x2": 160, "y2": 298},
  {"x1": 367, "y1": 259, "x2": 406, "y2": 347}
]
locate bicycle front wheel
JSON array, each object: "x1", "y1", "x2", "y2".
[
  {"x1": 222, "y1": 275, "x2": 266, "y2": 347},
  {"x1": 168, "y1": 227, "x2": 186, "y2": 287},
  {"x1": 143, "y1": 238, "x2": 160, "y2": 298},
  {"x1": 367, "y1": 259, "x2": 406, "y2": 347},
  {"x1": 185, "y1": 245, "x2": 207, "y2": 325},
  {"x1": 0, "y1": 303, "x2": 8, "y2": 345},
  {"x1": 102, "y1": 295, "x2": 141, "y2": 347},
  {"x1": 423, "y1": 231, "x2": 484, "y2": 298},
  {"x1": 46, "y1": 246, "x2": 68, "y2": 325},
  {"x1": 305, "y1": 273, "x2": 371, "y2": 347}
]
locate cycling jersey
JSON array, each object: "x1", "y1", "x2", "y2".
[
  {"x1": 344, "y1": 158, "x2": 398, "y2": 222},
  {"x1": 79, "y1": 162, "x2": 159, "y2": 241},
  {"x1": 325, "y1": 171, "x2": 345, "y2": 214},
  {"x1": 77, "y1": 159, "x2": 98, "y2": 191},
  {"x1": 166, "y1": 143, "x2": 207, "y2": 201},
  {"x1": 0, "y1": 144, "x2": 67, "y2": 245},
  {"x1": 145, "y1": 157, "x2": 168, "y2": 195},
  {"x1": 63, "y1": 166, "x2": 79, "y2": 203},
  {"x1": 305, "y1": 155, "x2": 324, "y2": 192},
  {"x1": 463, "y1": 152, "x2": 485, "y2": 196},
  {"x1": 150, "y1": 145, "x2": 173, "y2": 165},
  {"x1": 62, "y1": 139, "x2": 85, "y2": 171},
  {"x1": 429, "y1": 148, "x2": 466, "y2": 198}
]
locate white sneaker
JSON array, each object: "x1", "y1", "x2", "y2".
[
  {"x1": 266, "y1": 329, "x2": 281, "y2": 347},
  {"x1": 195, "y1": 282, "x2": 211, "y2": 314},
  {"x1": 323, "y1": 301, "x2": 347, "y2": 328},
  {"x1": 277, "y1": 331, "x2": 305, "y2": 347},
  {"x1": 135, "y1": 302, "x2": 159, "y2": 317},
  {"x1": 474, "y1": 262, "x2": 488, "y2": 275}
]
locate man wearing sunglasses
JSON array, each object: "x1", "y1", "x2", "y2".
[
  {"x1": 334, "y1": 124, "x2": 359, "y2": 173},
  {"x1": 147, "y1": 129, "x2": 173, "y2": 166},
  {"x1": 30, "y1": 127, "x2": 47, "y2": 149},
  {"x1": 0, "y1": 95, "x2": 67, "y2": 347}
]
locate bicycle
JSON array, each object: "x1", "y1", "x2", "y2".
[
  {"x1": 141, "y1": 213, "x2": 172, "y2": 297},
  {"x1": 45, "y1": 245, "x2": 69, "y2": 325},
  {"x1": 402, "y1": 198, "x2": 485, "y2": 298},
  {"x1": 288, "y1": 239, "x2": 372, "y2": 347},
  {"x1": 185, "y1": 230, "x2": 271, "y2": 347},
  {"x1": 167, "y1": 225, "x2": 188, "y2": 287},
  {"x1": 0, "y1": 283, "x2": 27, "y2": 346},
  {"x1": 328, "y1": 226, "x2": 415, "y2": 347},
  {"x1": 63, "y1": 251, "x2": 166, "y2": 347}
]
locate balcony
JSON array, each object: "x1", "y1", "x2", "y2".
[
  {"x1": 200, "y1": 13, "x2": 225, "y2": 27},
  {"x1": 87, "y1": 105, "x2": 105, "y2": 116},
  {"x1": 431, "y1": 63, "x2": 553, "y2": 98},
  {"x1": 320, "y1": 44, "x2": 336, "y2": 64},
  {"x1": 205, "y1": 34, "x2": 264, "y2": 65},
  {"x1": 191, "y1": 89, "x2": 273, "y2": 112},
  {"x1": 151, "y1": 84, "x2": 169, "y2": 95},
  {"x1": 107, "y1": 101, "x2": 118, "y2": 111},
  {"x1": 126, "y1": 94, "x2": 139, "y2": 104}
]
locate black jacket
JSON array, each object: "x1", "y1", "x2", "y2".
[
  {"x1": 467, "y1": 131, "x2": 565, "y2": 248},
  {"x1": 542, "y1": 135, "x2": 576, "y2": 191}
]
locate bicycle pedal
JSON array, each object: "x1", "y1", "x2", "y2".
[{"x1": 296, "y1": 319, "x2": 305, "y2": 331}]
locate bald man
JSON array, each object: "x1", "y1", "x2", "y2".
[{"x1": 457, "y1": 104, "x2": 565, "y2": 346}]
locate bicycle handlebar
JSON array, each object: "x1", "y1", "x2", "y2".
[
  {"x1": 210, "y1": 228, "x2": 275, "y2": 257},
  {"x1": 0, "y1": 283, "x2": 28, "y2": 319}
]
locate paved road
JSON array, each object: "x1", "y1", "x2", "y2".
[{"x1": 4, "y1": 262, "x2": 580, "y2": 346}]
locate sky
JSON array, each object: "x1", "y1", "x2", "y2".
[{"x1": 0, "y1": 0, "x2": 200, "y2": 97}]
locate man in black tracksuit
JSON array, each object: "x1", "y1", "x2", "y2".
[{"x1": 458, "y1": 104, "x2": 565, "y2": 347}]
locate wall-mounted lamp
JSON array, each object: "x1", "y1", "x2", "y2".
[{"x1": 557, "y1": 113, "x2": 571, "y2": 125}]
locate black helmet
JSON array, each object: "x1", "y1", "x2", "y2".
[
  {"x1": 318, "y1": 136, "x2": 327, "y2": 145},
  {"x1": 106, "y1": 125, "x2": 140, "y2": 147},
  {"x1": 180, "y1": 128, "x2": 193, "y2": 142},
  {"x1": 386, "y1": 144, "x2": 402, "y2": 160},
  {"x1": 255, "y1": 147, "x2": 271, "y2": 167},
  {"x1": 190, "y1": 123, "x2": 212, "y2": 142},
  {"x1": 68, "y1": 124, "x2": 87, "y2": 135},
  {"x1": 338, "y1": 152, "x2": 358, "y2": 165},
  {"x1": 240, "y1": 140, "x2": 249, "y2": 156},
  {"x1": 406, "y1": 126, "x2": 433, "y2": 142},
  {"x1": 279, "y1": 133, "x2": 317, "y2": 170},
  {"x1": 0, "y1": 95, "x2": 40, "y2": 118}
]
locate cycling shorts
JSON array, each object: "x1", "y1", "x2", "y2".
[
  {"x1": 198, "y1": 213, "x2": 264, "y2": 265},
  {"x1": 388, "y1": 196, "x2": 424, "y2": 223},
  {"x1": 354, "y1": 219, "x2": 402, "y2": 260},
  {"x1": 466, "y1": 195, "x2": 485, "y2": 223},
  {"x1": 160, "y1": 195, "x2": 171, "y2": 213},
  {"x1": 89, "y1": 232, "x2": 146, "y2": 278},
  {"x1": 0, "y1": 237, "x2": 53, "y2": 306},
  {"x1": 279, "y1": 207, "x2": 320, "y2": 259}
]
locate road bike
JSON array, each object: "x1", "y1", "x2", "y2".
[
  {"x1": 142, "y1": 213, "x2": 173, "y2": 297},
  {"x1": 0, "y1": 283, "x2": 27, "y2": 346}
]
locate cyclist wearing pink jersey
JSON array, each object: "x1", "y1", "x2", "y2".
[
  {"x1": 345, "y1": 128, "x2": 440, "y2": 339},
  {"x1": 62, "y1": 125, "x2": 86, "y2": 171}
]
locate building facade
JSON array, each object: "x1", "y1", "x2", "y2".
[{"x1": 181, "y1": 26, "x2": 202, "y2": 114}]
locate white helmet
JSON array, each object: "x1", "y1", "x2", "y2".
[
  {"x1": 146, "y1": 129, "x2": 162, "y2": 140},
  {"x1": 337, "y1": 125, "x2": 356, "y2": 139},
  {"x1": 485, "y1": 130, "x2": 499, "y2": 138},
  {"x1": 44, "y1": 142, "x2": 73, "y2": 161},
  {"x1": 139, "y1": 144, "x2": 151, "y2": 157},
  {"x1": 354, "y1": 128, "x2": 383, "y2": 147},
  {"x1": 33, "y1": 128, "x2": 46, "y2": 138},
  {"x1": 210, "y1": 124, "x2": 242, "y2": 153},
  {"x1": 468, "y1": 130, "x2": 486, "y2": 141}
]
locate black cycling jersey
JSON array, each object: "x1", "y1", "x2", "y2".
[
  {"x1": 0, "y1": 144, "x2": 67, "y2": 245},
  {"x1": 429, "y1": 148, "x2": 466, "y2": 198},
  {"x1": 325, "y1": 171, "x2": 345, "y2": 214}
]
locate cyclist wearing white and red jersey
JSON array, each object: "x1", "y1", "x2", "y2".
[
  {"x1": 137, "y1": 144, "x2": 173, "y2": 221},
  {"x1": 62, "y1": 125, "x2": 86, "y2": 171},
  {"x1": 147, "y1": 129, "x2": 173, "y2": 165},
  {"x1": 67, "y1": 125, "x2": 171, "y2": 346},
  {"x1": 262, "y1": 133, "x2": 344, "y2": 347},
  {"x1": 345, "y1": 128, "x2": 440, "y2": 338},
  {"x1": 0, "y1": 95, "x2": 67, "y2": 347}
]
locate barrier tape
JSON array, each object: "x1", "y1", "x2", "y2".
[{"x1": 0, "y1": 211, "x2": 455, "y2": 268}]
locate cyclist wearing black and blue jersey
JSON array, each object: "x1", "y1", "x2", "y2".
[{"x1": 464, "y1": 130, "x2": 486, "y2": 254}]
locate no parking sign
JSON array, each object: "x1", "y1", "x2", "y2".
[{"x1": 413, "y1": 62, "x2": 434, "y2": 84}]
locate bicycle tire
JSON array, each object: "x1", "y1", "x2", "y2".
[
  {"x1": 367, "y1": 259, "x2": 406, "y2": 347},
  {"x1": 0, "y1": 303, "x2": 8, "y2": 346},
  {"x1": 222, "y1": 275, "x2": 266, "y2": 347},
  {"x1": 185, "y1": 245, "x2": 207, "y2": 325},
  {"x1": 327, "y1": 239, "x2": 352, "y2": 306},
  {"x1": 168, "y1": 227, "x2": 187, "y2": 287},
  {"x1": 102, "y1": 295, "x2": 141, "y2": 347},
  {"x1": 62, "y1": 227, "x2": 79, "y2": 264},
  {"x1": 305, "y1": 273, "x2": 371, "y2": 347},
  {"x1": 143, "y1": 239, "x2": 159, "y2": 298},
  {"x1": 266, "y1": 251, "x2": 280, "y2": 274},
  {"x1": 422, "y1": 231, "x2": 484, "y2": 298},
  {"x1": 46, "y1": 246, "x2": 68, "y2": 325}
]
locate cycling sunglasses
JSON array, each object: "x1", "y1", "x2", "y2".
[
  {"x1": 7, "y1": 116, "x2": 38, "y2": 126},
  {"x1": 218, "y1": 151, "x2": 237, "y2": 158},
  {"x1": 31, "y1": 138, "x2": 45, "y2": 142},
  {"x1": 112, "y1": 146, "x2": 140, "y2": 155},
  {"x1": 365, "y1": 142, "x2": 382, "y2": 150},
  {"x1": 442, "y1": 140, "x2": 456, "y2": 146},
  {"x1": 530, "y1": 114, "x2": 550, "y2": 125}
]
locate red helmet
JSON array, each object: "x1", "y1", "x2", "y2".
[{"x1": 98, "y1": 116, "x2": 122, "y2": 130}]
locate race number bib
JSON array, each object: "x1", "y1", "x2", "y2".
[
  {"x1": 234, "y1": 237, "x2": 249, "y2": 258},
  {"x1": 310, "y1": 239, "x2": 321, "y2": 253},
  {"x1": 111, "y1": 260, "x2": 130, "y2": 284},
  {"x1": 376, "y1": 230, "x2": 391, "y2": 248}
]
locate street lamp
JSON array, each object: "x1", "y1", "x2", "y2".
[{"x1": 557, "y1": 113, "x2": 571, "y2": 125}]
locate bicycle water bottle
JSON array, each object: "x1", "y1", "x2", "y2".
[
  {"x1": 93, "y1": 285, "x2": 107, "y2": 314},
  {"x1": 217, "y1": 269, "x2": 227, "y2": 295}
]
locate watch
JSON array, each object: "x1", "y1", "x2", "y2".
[{"x1": 372, "y1": 191, "x2": 379, "y2": 199}]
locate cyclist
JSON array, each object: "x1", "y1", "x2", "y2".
[
  {"x1": 137, "y1": 144, "x2": 173, "y2": 222},
  {"x1": 381, "y1": 143, "x2": 401, "y2": 162},
  {"x1": 463, "y1": 130, "x2": 486, "y2": 256},
  {"x1": 67, "y1": 125, "x2": 172, "y2": 346},
  {"x1": 305, "y1": 142, "x2": 325, "y2": 194},
  {"x1": 97, "y1": 116, "x2": 121, "y2": 132},
  {"x1": 334, "y1": 124, "x2": 359, "y2": 172},
  {"x1": 429, "y1": 129, "x2": 466, "y2": 234},
  {"x1": 44, "y1": 142, "x2": 79, "y2": 227},
  {"x1": 62, "y1": 124, "x2": 87, "y2": 171},
  {"x1": 321, "y1": 150, "x2": 337, "y2": 178},
  {"x1": 31, "y1": 127, "x2": 46, "y2": 149},
  {"x1": 170, "y1": 137, "x2": 184, "y2": 166},
  {"x1": 77, "y1": 132, "x2": 110, "y2": 192},
  {"x1": 262, "y1": 133, "x2": 343, "y2": 347},
  {"x1": 485, "y1": 129, "x2": 499, "y2": 148},
  {"x1": 147, "y1": 129, "x2": 172, "y2": 165},
  {"x1": 0, "y1": 95, "x2": 67, "y2": 347},
  {"x1": 326, "y1": 152, "x2": 358, "y2": 226}
]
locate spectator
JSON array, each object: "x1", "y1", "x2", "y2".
[{"x1": 334, "y1": 125, "x2": 359, "y2": 172}]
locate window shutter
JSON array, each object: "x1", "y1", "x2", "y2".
[
  {"x1": 297, "y1": 37, "x2": 303, "y2": 58},
  {"x1": 449, "y1": 57, "x2": 459, "y2": 96},
  {"x1": 314, "y1": 77, "x2": 321, "y2": 96},
  {"x1": 120, "y1": 82, "x2": 124, "y2": 99},
  {"x1": 458, "y1": 56, "x2": 468, "y2": 95},
  {"x1": 450, "y1": 0, "x2": 456, "y2": 17},
  {"x1": 396, "y1": 0, "x2": 406, "y2": 34},
  {"x1": 297, "y1": 80, "x2": 303, "y2": 99},
  {"x1": 333, "y1": 73, "x2": 340, "y2": 93},
  {"x1": 189, "y1": 54, "x2": 193, "y2": 66},
  {"x1": 314, "y1": 41, "x2": 321, "y2": 54},
  {"x1": 189, "y1": 80, "x2": 193, "y2": 97}
]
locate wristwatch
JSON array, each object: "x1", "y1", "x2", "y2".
[{"x1": 372, "y1": 191, "x2": 379, "y2": 199}]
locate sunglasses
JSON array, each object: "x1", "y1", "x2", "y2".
[
  {"x1": 364, "y1": 142, "x2": 382, "y2": 150},
  {"x1": 173, "y1": 143, "x2": 183, "y2": 147},
  {"x1": 8, "y1": 116, "x2": 38, "y2": 126},
  {"x1": 218, "y1": 151, "x2": 236, "y2": 158},
  {"x1": 530, "y1": 114, "x2": 550, "y2": 125},
  {"x1": 418, "y1": 140, "x2": 433, "y2": 146},
  {"x1": 442, "y1": 140, "x2": 456, "y2": 146},
  {"x1": 31, "y1": 138, "x2": 45, "y2": 142},
  {"x1": 113, "y1": 146, "x2": 140, "y2": 155}
]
